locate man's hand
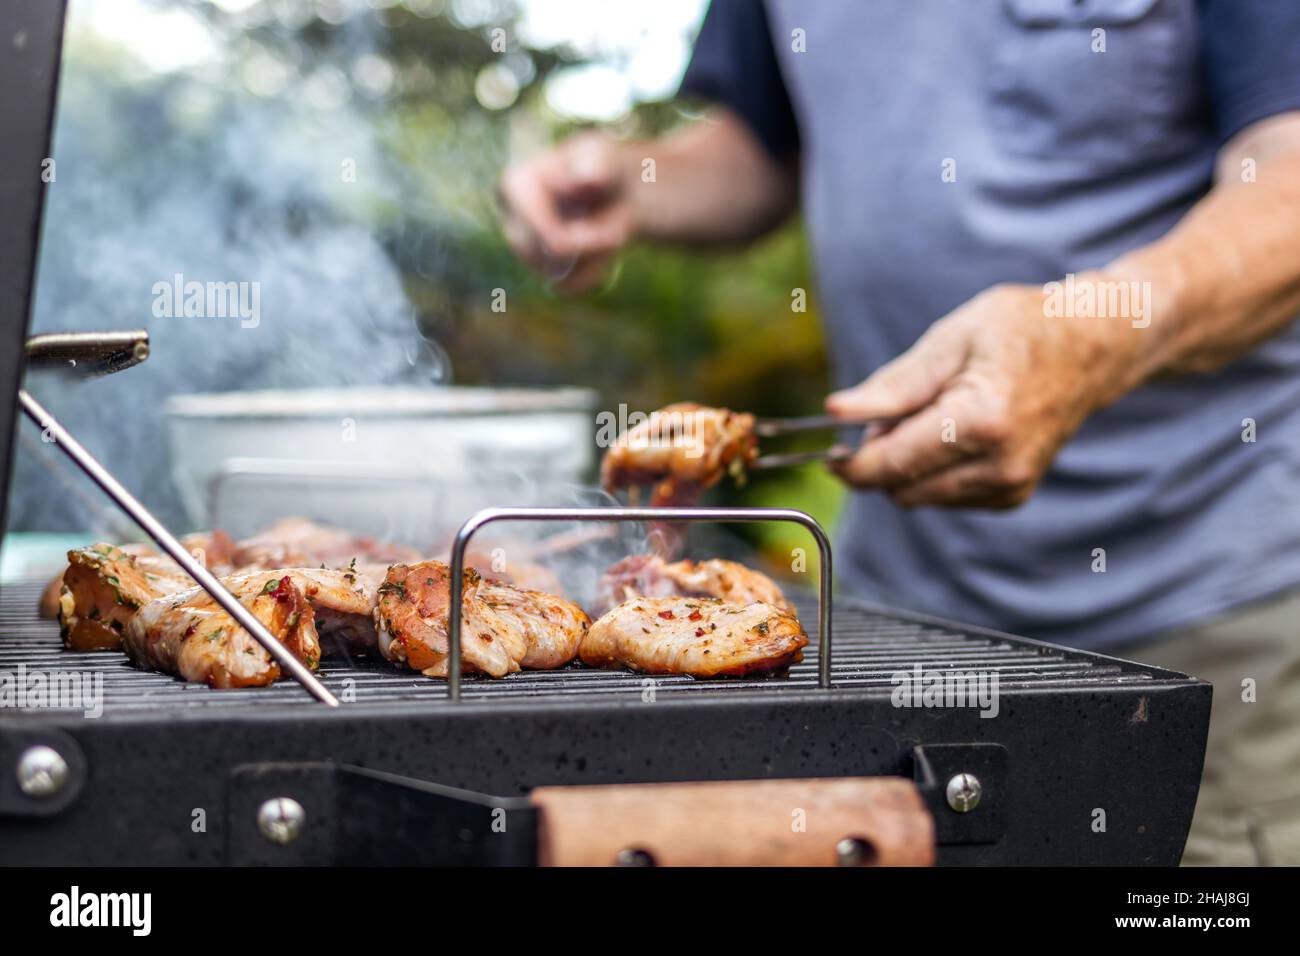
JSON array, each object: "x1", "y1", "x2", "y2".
[
  {"x1": 497, "y1": 111, "x2": 799, "y2": 292},
  {"x1": 825, "y1": 279, "x2": 1145, "y2": 509},
  {"x1": 826, "y1": 113, "x2": 1300, "y2": 511},
  {"x1": 498, "y1": 131, "x2": 636, "y2": 293}
]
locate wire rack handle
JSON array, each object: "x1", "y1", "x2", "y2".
[{"x1": 447, "y1": 506, "x2": 833, "y2": 701}]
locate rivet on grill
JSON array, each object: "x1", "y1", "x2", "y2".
[
  {"x1": 257, "y1": 797, "x2": 305, "y2": 845},
  {"x1": 615, "y1": 847, "x2": 656, "y2": 867},
  {"x1": 945, "y1": 773, "x2": 982, "y2": 813},
  {"x1": 16, "y1": 745, "x2": 68, "y2": 798},
  {"x1": 835, "y1": 836, "x2": 877, "y2": 867}
]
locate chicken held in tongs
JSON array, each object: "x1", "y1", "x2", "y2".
[{"x1": 600, "y1": 402, "x2": 758, "y2": 506}]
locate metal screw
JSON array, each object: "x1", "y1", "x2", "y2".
[
  {"x1": 16, "y1": 745, "x2": 68, "y2": 798},
  {"x1": 945, "y1": 773, "x2": 982, "y2": 812},
  {"x1": 257, "y1": 797, "x2": 305, "y2": 845},
  {"x1": 615, "y1": 847, "x2": 656, "y2": 867},
  {"x1": 836, "y1": 837, "x2": 877, "y2": 867}
]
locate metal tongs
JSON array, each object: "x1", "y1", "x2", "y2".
[{"x1": 749, "y1": 414, "x2": 883, "y2": 471}]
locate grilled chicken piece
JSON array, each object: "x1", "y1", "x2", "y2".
[
  {"x1": 600, "y1": 403, "x2": 758, "y2": 506},
  {"x1": 463, "y1": 552, "x2": 566, "y2": 596},
  {"x1": 45, "y1": 519, "x2": 396, "y2": 655},
  {"x1": 57, "y1": 545, "x2": 192, "y2": 650},
  {"x1": 124, "y1": 572, "x2": 320, "y2": 687},
  {"x1": 211, "y1": 566, "x2": 379, "y2": 655},
  {"x1": 39, "y1": 530, "x2": 236, "y2": 621},
  {"x1": 477, "y1": 580, "x2": 590, "y2": 669},
  {"x1": 39, "y1": 573, "x2": 67, "y2": 621},
  {"x1": 376, "y1": 562, "x2": 517, "y2": 677},
  {"x1": 581, "y1": 597, "x2": 807, "y2": 677},
  {"x1": 302, "y1": 565, "x2": 380, "y2": 654},
  {"x1": 184, "y1": 529, "x2": 240, "y2": 573},
  {"x1": 232, "y1": 517, "x2": 419, "y2": 573},
  {"x1": 597, "y1": 554, "x2": 797, "y2": 617},
  {"x1": 375, "y1": 561, "x2": 590, "y2": 678}
]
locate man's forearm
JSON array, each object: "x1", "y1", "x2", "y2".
[
  {"x1": 622, "y1": 108, "x2": 799, "y2": 246},
  {"x1": 1100, "y1": 113, "x2": 1300, "y2": 406}
]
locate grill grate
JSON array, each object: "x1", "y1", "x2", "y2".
[{"x1": 0, "y1": 582, "x2": 1170, "y2": 712}]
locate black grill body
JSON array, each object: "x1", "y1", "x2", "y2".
[{"x1": 0, "y1": 583, "x2": 1210, "y2": 865}]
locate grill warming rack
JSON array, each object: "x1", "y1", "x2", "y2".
[{"x1": 446, "y1": 506, "x2": 833, "y2": 700}]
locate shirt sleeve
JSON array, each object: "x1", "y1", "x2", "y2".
[
  {"x1": 1199, "y1": 0, "x2": 1300, "y2": 144},
  {"x1": 677, "y1": 0, "x2": 801, "y2": 160}
]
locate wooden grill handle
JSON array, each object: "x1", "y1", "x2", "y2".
[{"x1": 531, "y1": 776, "x2": 934, "y2": 867}]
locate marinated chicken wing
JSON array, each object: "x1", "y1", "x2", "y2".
[
  {"x1": 597, "y1": 554, "x2": 797, "y2": 617},
  {"x1": 375, "y1": 562, "x2": 516, "y2": 677},
  {"x1": 45, "y1": 518, "x2": 404, "y2": 656},
  {"x1": 375, "y1": 561, "x2": 589, "y2": 678},
  {"x1": 581, "y1": 597, "x2": 807, "y2": 677},
  {"x1": 477, "y1": 580, "x2": 590, "y2": 669},
  {"x1": 124, "y1": 572, "x2": 320, "y2": 687},
  {"x1": 40, "y1": 531, "x2": 236, "y2": 621},
  {"x1": 57, "y1": 544, "x2": 193, "y2": 650},
  {"x1": 600, "y1": 403, "x2": 757, "y2": 506},
  {"x1": 211, "y1": 566, "x2": 379, "y2": 655}
]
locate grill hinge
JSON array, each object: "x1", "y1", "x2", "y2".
[{"x1": 912, "y1": 743, "x2": 1008, "y2": 846}]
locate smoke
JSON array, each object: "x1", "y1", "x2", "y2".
[
  {"x1": 10, "y1": 0, "x2": 446, "y2": 533},
  {"x1": 449, "y1": 482, "x2": 764, "y2": 612}
]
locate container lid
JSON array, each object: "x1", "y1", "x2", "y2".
[{"x1": 166, "y1": 385, "x2": 598, "y2": 419}]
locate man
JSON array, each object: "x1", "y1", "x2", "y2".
[{"x1": 499, "y1": 1, "x2": 1300, "y2": 864}]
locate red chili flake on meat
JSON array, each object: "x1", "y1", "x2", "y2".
[
  {"x1": 688, "y1": 610, "x2": 702, "y2": 621},
  {"x1": 268, "y1": 575, "x2": 294, "y2": 603},
  {"x1": 695, "y1": 627, "x2": 706, "y2": 637},
  {"x1": 658, "y1": 610, "x2": 675, "y2": 620}
]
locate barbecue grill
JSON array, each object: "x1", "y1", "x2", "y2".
[
  {"x1": 0, "y1": 562, "x2": 1210, "y2": 865},
  {"x1": 0, "y1": 0, "x2": 1210, "y2": 867}
]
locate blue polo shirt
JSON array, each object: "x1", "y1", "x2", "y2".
[{"x1": 682, "y1": 0, "x2": 1300, "y2": 648}]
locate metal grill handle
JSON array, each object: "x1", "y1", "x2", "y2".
[{"x1": 447, "y1": 506, "x2": 833, "y2": 700}]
